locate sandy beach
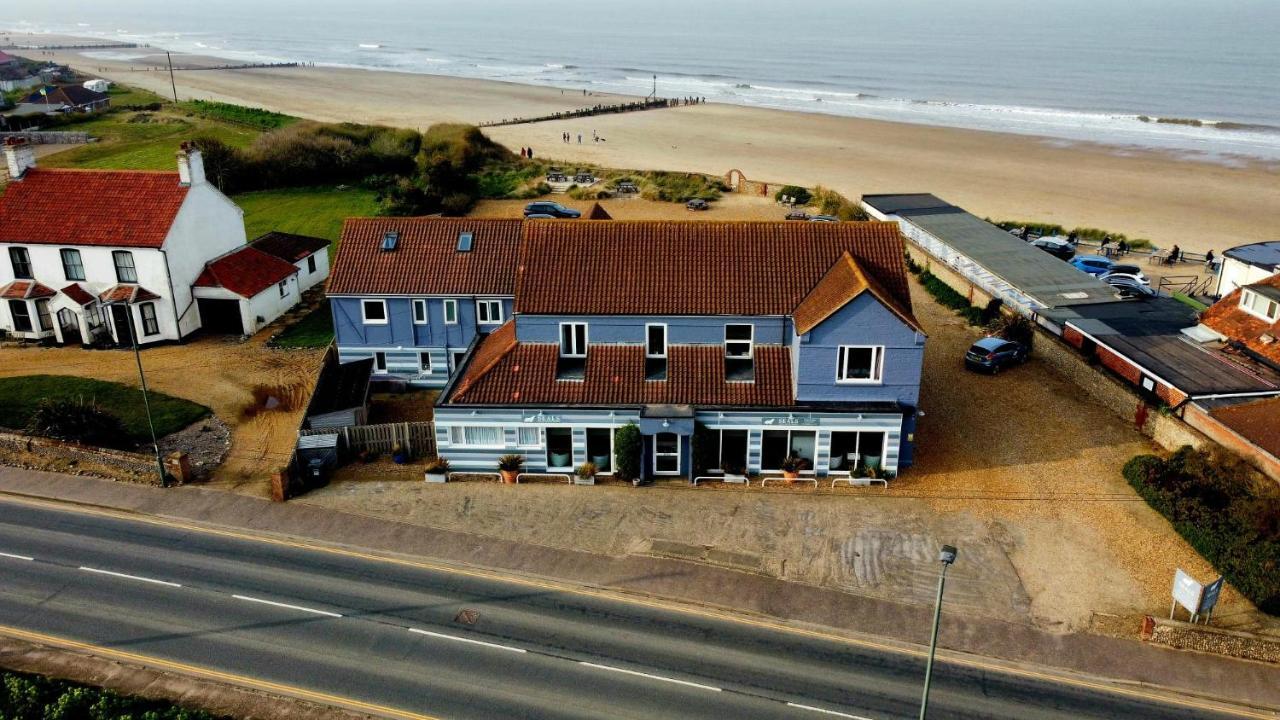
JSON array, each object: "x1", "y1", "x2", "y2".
[{"x1": 15, "y1": 38, "x2": 1280, "y2": 255}]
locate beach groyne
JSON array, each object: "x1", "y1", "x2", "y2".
[
  {"x1": 480, "y1": 97, "x2": 698, "y2": 128},
  {"x1": 123, "y1": 62, "x2": 301, "y2": 72},
  {"x1": 2, "y1": 42, "x2": 140, "y2": 50}
]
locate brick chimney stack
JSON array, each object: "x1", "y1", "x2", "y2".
[
  {"x1": 176, "y1": 141, "x2": 206, "y2": 186},
  {"x1": 3, "y1": 137, "x2": 36, "y2": 181}
]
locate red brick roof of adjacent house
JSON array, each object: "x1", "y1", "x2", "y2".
[
  {"x1": 515, "y1": 221, "x2": 912, "y2": 316},
  {"x1": 250, "y1": 231, "x2": 330, "y2": 262},
  {"x1": 60, "y1": 283, "x2": 96, "y2": 306},
  {"x1": 1202, "y1": 274, "x2": 1280, "y2": 365},
  {"x1": 98, "y1": 285, "x2": 161, "y2": 303},
  {"x1": 1209, "y1": 395, "x2": 1280, "y2": 460},
  {"x1": 0, "y1": 280, "x2": 56, "y2": 300},
  {"x1": 0, "y1": 168, "x2": 189, "y2": 248},
  {"x1": 793, "y1": 252, "x2": 923, "y2": 335},
  {"x1": 450, "y1": 338, "x2": 794, "y2": 406},
  {"x1": 194, "y1": 246, "x2": 298, "y2": 298},
  {"x1": 328, "y1": 218, "x2": 523, "y2": 296}
]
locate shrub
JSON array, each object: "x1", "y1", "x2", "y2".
[
  {"x1": 780, "y1": 455, "x2": 808, "y2": 473},
  {"x1": 424, "y1": 457, "x2": 451, "y2": 474},
  {"x1": 440, "y1": 192, "x2": 474, "y2": 216},
  {"x1": 1122, "y1": 447, "x2": 1280, "y2": 614},
  {"x1": 576, "y1": 462, "x2": 598, "y2": 479},
  {"x1": 614, "y1": 422, "x2": 642, "y2": 481},
  {"x1": 987, "y1": 312, "x2": 1034, "y2": 347},
  {"x1": 181, "y1": 99, "x2": 296, "y2": 130},
  {"x1": 497, "y1": 453, "x2": 525, "y2": 472},
  {"x1": 0, "y1": 669, "x2": 226, "y2": 720},
  {"x1": 25, "y1": 397, "x2": 131, "y2": 449},
  {"x1": 639, "y1": 171, "x2": 724, "y2": 202},
  {"x1": 774, "y1": 185, "x2": 812, "y2": 205},
  {"x1": 811, "y1": 186, "x2": 868, "y2": 221}
]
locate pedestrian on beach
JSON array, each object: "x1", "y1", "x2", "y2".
[
  {"x1": 528, "y1": 147, "x2": 534, "y2": 159},
  {"x1": 1117, "y1": 238, "x2": 1128, "y2": 255},
  {"x1": 578, "y1": 133, "x2": 582, "y2": 143},
  {"x1": 1204, "y1": 249, "x2": 1216, "y2": 270},
  {"x1": 1169, "y1": 244, "x2": 1181, "y2": 264}
]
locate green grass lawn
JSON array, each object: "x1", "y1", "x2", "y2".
[
  {"x1": 234, "y1": 186, "x2": 382, "y2": 248},
  {"x1": 0, "y1": 375, "x2": 211, "y2": 443},
  {"x1": 270, "y1": 303, "x2": 334, "y2": 349}
]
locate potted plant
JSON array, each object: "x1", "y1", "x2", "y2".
[
  {"x1": 497, "y1": 454, "x2": 525, "y2": 484},
  {"x1": 780, "y1": 455, "x2": 806, "y2": 483},
  {"x1": 723, "y1": 464, "x2": 748, "y2": 484},
  {"x1": 391, "y1": 443, "x2": 408, "y2": 465},
  {"x1": 574, "y1": 461, "x2": 598, "y2": 486},
  {"x1": 424, "y1": 457, "x2": 450, "y2": 483}
]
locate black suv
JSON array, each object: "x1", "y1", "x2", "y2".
[{"x1": 523, "y1": 201, "x2": 581, "y2": 218}]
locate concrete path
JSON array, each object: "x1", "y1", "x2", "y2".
[{"x1": 0, "y1": 468, "x2": 1276, "y2": 715}]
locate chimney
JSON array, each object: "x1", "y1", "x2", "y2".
[
  {"x1": 176, "y1": 141, "x2": 205, "y2": 186},
  {"x1": 3, "y1": 137, "x2": 36, "y2": 181}
]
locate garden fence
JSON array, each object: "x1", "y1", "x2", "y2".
[{"x1": 300, "y1": 421, "x2": 436, "y2": 459}]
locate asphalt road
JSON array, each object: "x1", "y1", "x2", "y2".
[{"x1": 0, "y1": 499, "x2": 1245, "y2": 720}]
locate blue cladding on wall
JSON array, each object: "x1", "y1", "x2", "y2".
[
  {"x1": 516, "y1": 314, "x2": 791, "y2": 345},
  {"x1": 332, "y1": 296, "x2": 513, "y2": 350},
  {"x1": 794, "y1": 294, "x2": 924, "y2": 407}
]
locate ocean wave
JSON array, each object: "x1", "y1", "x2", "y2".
[{"x1": 358, "y1": 43, "x2": 382, "y2": 49}]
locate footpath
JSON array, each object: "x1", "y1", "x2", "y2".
[{"x1": 1, "y1": 467, "x2": 1277, "y2": 715}]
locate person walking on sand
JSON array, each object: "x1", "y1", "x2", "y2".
[
  {"x1": 527, "y1": 146, "x2": 534, "y2": 160},
  {"x1": 577, "y1": 133, "x2": 582, "y2": 144}
]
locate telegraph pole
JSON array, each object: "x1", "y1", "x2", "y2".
[
  {"x1": 118, "y1": 302, "x2": 168, "y2": 487},
  {"x1": 165, "y1": 51, "x2": 178, "y2": 103}
]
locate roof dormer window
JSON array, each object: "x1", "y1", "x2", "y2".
[
  {"x1": 724, "y1": 323, "x2": 754, "y2": 382},
  {"x1": 557, "y1": 322, "x2": 588, "y2": 380},
  {"x1": 645, "y1": 323, "x2": 668, "y2": 381},
  {"x1": 1240, "y1": 288, "x2": 1279, "y2": 323}
]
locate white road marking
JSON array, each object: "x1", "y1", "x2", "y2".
[
  {"x1": 0, "y1": 552, "x2": 34, "y2": 561},
  {"x1": 407, "y1": 628, "x2": 527, "y2": 654},
  {"x1": 577, "y1": 662, "x2": 722, "y2": 692},
  {"x1": 231, "y1": 594, "x2": 342, "y2": 618},
  {"x1": 786, "y1": 702, "x2": 873, "y2": 719},
  {"x1": 78, "y1": 566, "x2": 181, "y2": 587}
]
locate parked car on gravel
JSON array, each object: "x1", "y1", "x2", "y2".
[
  {"x1": 785, "y1": 210, "x2": 811, "y2": 221},
  {"x1": 523, "y1": 201, "x2": 581, "y2": 218},
  {"x1": 809, "y1": 214, "x2": 839, "y2": 223},
  {"x1": 1070, "y1": 254, "x2": 1115, "y2": 276},
  {"x1": 1030, "y1": 237, "x2": 1075, "y2": 261},
  {"x1": 1099, "y1": 264, "x2": 1149, "y2": 285},
  {"x1": 1106, "y1": 276, "x2": 1158, "y2": 298},
  {"x1": 686, "y1": 198, "x2": 709, "y2": 211},
  {"x1": 964, "y1": 336, "x2": 1029, "y2": 374}
]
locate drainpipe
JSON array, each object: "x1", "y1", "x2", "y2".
[{"x1": 157, "y1": 248, "x2": 183, "y2": 342}]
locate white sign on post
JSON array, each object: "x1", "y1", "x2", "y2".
[{"x1": 1171, "y1": 568, "x2": 1205, "y2": 621}]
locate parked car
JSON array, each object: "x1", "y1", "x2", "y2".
[
  {"x1": 1070, "y1": 254, "x2": 1115, "y2": 276},
  {"x1": 809, "y1": 214, "x2": 839, "y2": 223},
  {"x1": 573, "y1": 173, "x2": 595, "y2": 184},
  {"x1": 1100, "y1": 264, "x2": 1149, "y2": 285},
  {"x1": 686, "y1": 198, "x2": 709, "y2": 211},
  {"x1": 523, "y1": 201, "x2": 581, "y2": 218},
  {"x1": 1106, "y1": 276, "x2": 1158, "y2": 298},
  {"x1": 615, "y1": 181, "x2": 639, "y2": 194},
  {"x1": 546, "y1": 171, "x2": 567, "y2": 182},
  {"x1": 1030, "y1": 237, "x2": 1075, "y2": 261},
  {"x1": 964, "y1": 336, "x2": 1029, "y2": 374},
  {"x1": 524, "y1": 213, "x2": 557, "y2": 219},
  {"x1": 785, "y1": 210, "x2": 811, "y2": 221}
]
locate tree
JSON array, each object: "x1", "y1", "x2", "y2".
[{"x1": 613, "y1": 422, "x2": 642, "y2": 481}]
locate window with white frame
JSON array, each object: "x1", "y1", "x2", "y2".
[
  {"x1": 443, "y1": 299, "x2": 458, "y2": 325},
  {"x1": 477, "y1": 299, "x2": 503, "y2": 324},
  {"x1": 517, "y1": 426, "x2": 541, "y2": 447},
  {"x1": 724, "y1": 324, "x2": 753, "y2": 358},
  {"x1": 361, "y1": 299, "x2": 387, "y2": 325},
  {"x1": 419, "y1": 351, "x2": 432, "y2": 374},
  {"x1": 8, "y1": 248, "x2": 32, "y2": 279},
  {"x1": 449, "y1": 426, "x2": 504, "y2": 447},
  {"x1": 60, "y1": 249, "x2": 85, "y2": 281},
  {"x1": 837, "y1": 345, "x2": 884, "y2": 383},
  {"x1": 560, "y1": 322, "x2": 588, "y2": 356},
  {"x1": 1240, "y1": 289, "x2": 1279, "y2": 323},
  {"x1": 645, "y1": 323, "x2": 668, "y2": 381},
  {"x1": 112, "y1": 250, "x2": 137, "y2": 283},
  {"x1": 278, "y1": 280, "x2": 288, "y2": 298},
  {"x1": 413, "y1": 299, "x2": 429, "y2": 324},
  {"x1": 373, "y1": 351, "x2": 387, "y2": 373},
  {"x1": 139, "y1": 302, "x2": 159, "y2": 336}
]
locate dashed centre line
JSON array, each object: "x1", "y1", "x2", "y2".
[
  {"x1": 578, "y1": 661, "x2": 723, "y2": 692},
  {"x1": 231, "y1": 594, "x2": 343, "y2": 618},
  {"x1": 787, "y1": 702, "x2": 874, "y2": 719},
  {"x1": 0, "y1": 551, "x2": 34, "y2": 561},
  {"x1": 407, "y1": 628, "x2": 527, "y2": 653},
  {"x1": 78, "y1": 566, "x2": 182, "y2": 587}
]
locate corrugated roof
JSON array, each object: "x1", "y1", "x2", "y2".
[
  {"x1": 194, "y1": 246, "x2": 298, "y2": 298},
  {"x1": 328, "y1": 218, "x2": 522, "y2": 296},
  {"x1": 515, "y1": 221, "x2": 912, "y2": 316},
  {"x1": 0, "y1": 168, "x2": 188, "y2": 248}
]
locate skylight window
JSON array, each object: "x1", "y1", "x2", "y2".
[
  {"x1": 457, "y1": 231, "x2": 474, "y2": 252},
  {"x1": 380, "y1": 231, "x2": 399, "y2": 251}
]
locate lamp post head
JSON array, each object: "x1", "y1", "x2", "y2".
[{"x1": 938, "y1": 545, "x2": 957, "y2": 565}]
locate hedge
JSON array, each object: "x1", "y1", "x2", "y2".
[
  {"x1": 1122, "y1": 447, "x2": 1280, "y2": 614},
  {"x1": 1, "y1": 670, "x2": 225, "y2": 720}
]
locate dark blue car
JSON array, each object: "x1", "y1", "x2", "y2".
[{"x1": 964, "y1": 336, "x2": 1029, "y2": 373}]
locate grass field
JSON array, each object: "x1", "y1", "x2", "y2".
[
  {"x1": 40, "y1": 111, "x2": 261, "y2": 171},
  {"x1": 0, "y1": 375, "x2": 211, "y2": 442},
  {"x1": 270, "y1": 303, "x2": 334, "y2": 349},
  {"x1": 235, "y1": 186, "x2": 382, "y2": 247}
]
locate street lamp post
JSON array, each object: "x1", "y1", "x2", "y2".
[
  {"x1": 110, "y1": 301, "x2": 168, "y2": 487},
  {"x1": 919, "y1": 544, "x2": 957, "y2": 720}
]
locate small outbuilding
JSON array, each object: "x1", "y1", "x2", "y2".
[
  {"x1": 248, "y1": 231, "x2": 331, "y2": 293},
  {"x1": 193, "y1": 246, "x2": 300, "y2": 336}
]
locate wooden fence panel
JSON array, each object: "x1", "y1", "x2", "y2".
[{"x1": 300, "y1": 421, "x2": 436, "y2": 459}]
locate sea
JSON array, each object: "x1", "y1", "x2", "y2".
[{"x1": 9, "y1": 0, "x2": 1280, "y2": 161}]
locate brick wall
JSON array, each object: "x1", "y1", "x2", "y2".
[
  {"x1": 0, "y1": 431, "x2": 161, "y2": 484},
  {"x1": 1184, "y1": 404, "x2": 1280, "y2": 483}
]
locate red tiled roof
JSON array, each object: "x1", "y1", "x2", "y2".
[
  {"x1": 0, "y1": 168, "x2": 188, "y2": 248},
  {"x1": 1210, "y1": 395, "x2": 1280, "y2": 460},
  {"x1": 0, "y1": 280, "x2": 56, "y2": 300},
  {"x1": 250, "y1": 231, "x2": 330, "y2": 262},
  {"x1": 328, "y1": 218, "x2": 522, "y2": 296},
  {"x1": 515, "y1": 221, "x2": 912, "y2": 316},
  {"x1": 453, "y1": 321, "x2": 517, "y2": 399},
  {"x1": 60, "y1": 283, "x2": 96, "y2": 306},
  {"x1": 794, "y1": 252, "x2": 923, "y2": 335},
  {"x1": 194, "y1": 246, "x2": 297, "y2": 298},
  {"x1": 98, "y1": 285, "x2": 161, "y2": 303},
  {"x1": 1202, "y1": 274, "x2": 1280, "y2": 365},
  {"x1": 451, "y1": 339, "x2": 794, "y2": 406}
]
